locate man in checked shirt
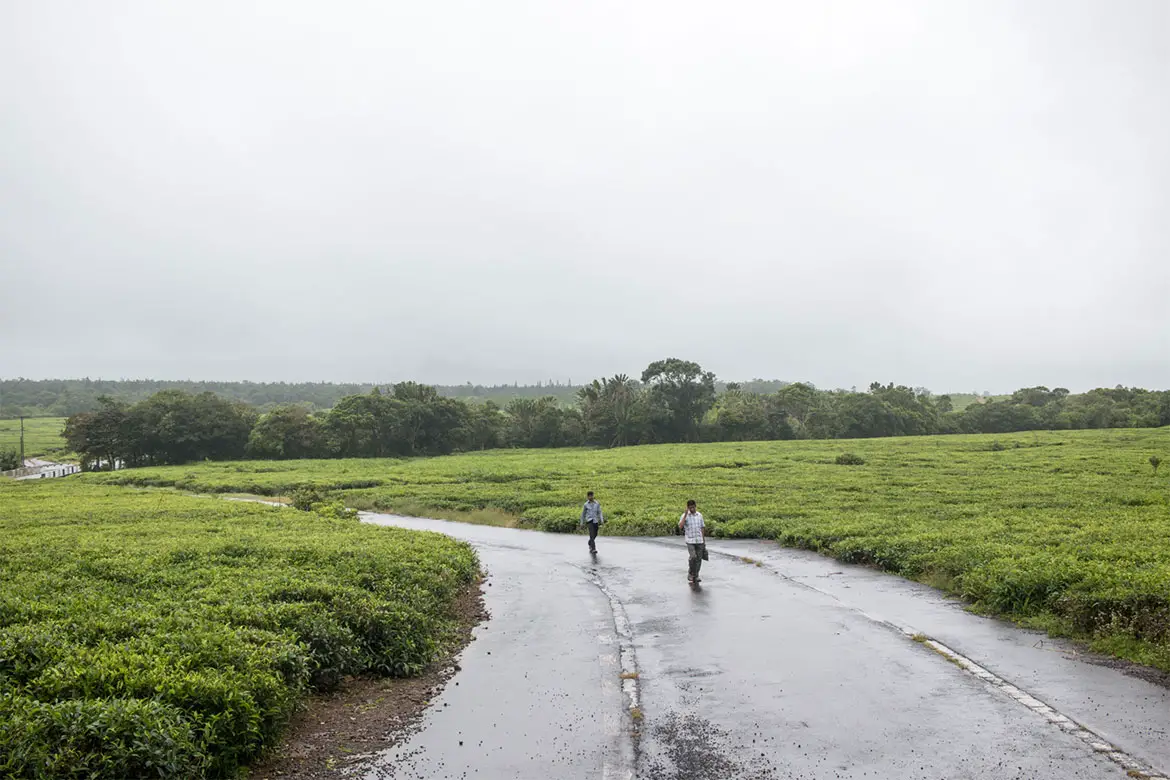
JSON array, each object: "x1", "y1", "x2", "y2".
[{"x1": 678, "y1": 499, "x2": 706, "y2": 583}]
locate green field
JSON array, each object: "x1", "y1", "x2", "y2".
[
  {"x1": 95, "y1": 427, "x2": 1170, "y2": 672},
  {"x1": 0, "y1": 417, "x2": 69, "y2": 460},
  {"x1": 0, "y1": 480, "x2": 477, "y2": 779}
]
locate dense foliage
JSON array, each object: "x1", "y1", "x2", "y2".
[
  {"x1": 55, "y1": 359, "x2": 1170, "y2": 468},
  {"x1": 95, "y1": 427, "x2": 1170, "y2": 673},
  {"x1": 0, "y1": 378, "x2": 586, "y2": 417},
  {"x1": 64, "y1": 391, "x2": 256, "y2": 469},
  {"x1": 1, "y1": 379, "x2": 372, "y2": 417},
  {"x1": 0, "y1": 480, "x2": 478, "y2": 778}
]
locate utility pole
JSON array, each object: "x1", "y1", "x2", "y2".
[{"x1": 19, "y1": 416, "x2": 24, "y2": 466}]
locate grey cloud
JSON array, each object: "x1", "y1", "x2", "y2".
[{"x1": 1, "y1": 0, "x2": 1166, "y2": 391}]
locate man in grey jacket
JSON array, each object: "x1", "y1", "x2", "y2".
[{"x1": 580, "y1": 490, "x2": 604, "y2": 553}]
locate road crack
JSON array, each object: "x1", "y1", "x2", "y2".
[{"x1": 584, "y1": 565, "x2": 641, "y2": 780}]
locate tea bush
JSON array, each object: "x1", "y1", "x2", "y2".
[
  {"x1": 289, "y1": 485, "x2": 324, "y2": 510},
  {"x1": 0, "y1": 480, "x2": 477, "y2": 778}
]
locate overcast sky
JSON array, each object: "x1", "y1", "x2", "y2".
[{"x1": 1, "y1": 1, "x2": 1166, "y2": 393}]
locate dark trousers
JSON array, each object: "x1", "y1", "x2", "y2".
[
  {"x1": 688, "y1": 543, "x2": 705, "y2": 579},
  {"x1": 587, "y1": 521, "x2": 599, "y2": 548}
]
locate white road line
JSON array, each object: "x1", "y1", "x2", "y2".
[{"x1": 914, "y1": 635, "x2": 1167, "y2": 780}]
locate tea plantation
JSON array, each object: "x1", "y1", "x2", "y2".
[
  {"x1": 96, "y1": 427, "x2": 1170, "y2": 672},
  {"x1": 0, "y1": 480, "x2": 477, "y2": 778}
]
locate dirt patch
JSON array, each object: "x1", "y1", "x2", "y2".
[{"x1": 248, "y1": 580, "x2": 489, "y2": 780}]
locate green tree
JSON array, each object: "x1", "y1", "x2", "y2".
[
  {"x1": 957, "y1": 399, "x2": 1040, "y2": 434},
  {"x1": 0, "y1": 449, "x2": 20, "y2": 470},
  {"x1": 578, "y1": 374, "x2": 649, "y2": 447},
  {"x1": 386, "y1": 383, "x2": 469, "y2": 456},
  {"x1": 866, "y1": 382, "x2": 940, "y2": 436},
  {"x1": 128, "y1": 390, "x2": 253, "y2": 464},
  {"x1": 640, "y1": 358, "x2": 717, "y2": 442},
  {"x1": 325, "y1": 391, "x2": 389, "y2": 457},
  {"x1": 64, "y1": 396, "x2": 129, "y2": 470},
  {"x1": 773, "y1": 382, "x2": 820, "y2": 437},
  {"x1": 247, "y1": 405, "x2": 329, "y2": 459},
  {"x1": 711, "y1": 387, "x2": 762, "y2": 441},
  {"x1": 505, "y1": 397, "x2": 580, "y2": 448},
  {"x1": 464, "y1": 401, "x2": 506, "y2": 450}
]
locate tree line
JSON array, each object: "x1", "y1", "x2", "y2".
[
  {"x1": 60, "y1": 358, "x2": 1170, "y2": 469},
  {"x1": 2, "y1": 377, "x2": 795, "y2": 418},
  {"x1": 2, "y1": 378, "x2": 594, "y2": 417}
]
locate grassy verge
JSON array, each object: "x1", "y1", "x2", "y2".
[
  {"x1": 0, "y1": 479, "x2": 478, "y2": 779},
  {"x1": 90, "y1": 428, "x2": 1170, "y2": 673}
]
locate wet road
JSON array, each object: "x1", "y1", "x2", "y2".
[{"x1": 360, "y1": 515, "x2": 1170, "y2": 780}]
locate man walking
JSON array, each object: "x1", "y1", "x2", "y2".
[
  {"x1": 678, "y1": 499, "x2": 706, "y2": 583},
  {"x1": 580, "y1": 490, "x2": 604, "y2": 553}
]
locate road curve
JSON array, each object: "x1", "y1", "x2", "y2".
[{"x1": 358, "y1": 514, "x2": 1170, "y2": 780}]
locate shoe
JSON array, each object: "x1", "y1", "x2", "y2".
[{"x1": 694, "y1": 577, "x2": 701, "y2": 583}]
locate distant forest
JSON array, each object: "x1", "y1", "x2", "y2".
[
  {"x1": 49, "y1": 359, "x2": 1170, "y2": 470},
  {"x1": 0, "y1": 377, "x2": 791, "y2": 418}
]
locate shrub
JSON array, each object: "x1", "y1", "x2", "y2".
[
  {"x1": 835, "y1": 452, "x2": 865, "y2": 466},
  {"x1": 606, "y1": 516, "x2": 678, "y2": 536},
  {"x1": 538, "y1": 515, "x2": 581, "y2": 534},
  {"x1": 290, "y1": 485, "x2": 324, "y2": 511},
  {"x1": 0, "y1": 480, "x2": 478, "y2": 779},
  {"x1": 310, "y1": 499, "x2": 359, "y2": 521}
]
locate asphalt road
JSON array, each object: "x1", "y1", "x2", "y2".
[{"x1": 359, "y1": 515, "x2": 1170, "y2": 780}]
